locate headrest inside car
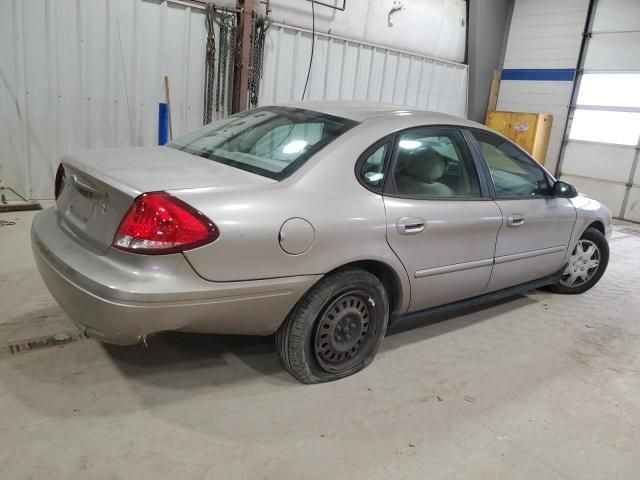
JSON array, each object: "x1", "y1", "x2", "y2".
[{"x1": 399, "y1": 147, "x2": 446, "y2": 184}]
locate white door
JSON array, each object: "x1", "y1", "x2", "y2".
[{"x1": 558, "y1": 0, "x2": 640, "y2": 221}]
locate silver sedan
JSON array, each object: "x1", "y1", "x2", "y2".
[{"x1": 32, "y1": 102, "x2": 612, "y2": 383}]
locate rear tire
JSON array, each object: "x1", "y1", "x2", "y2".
[
  {"x1": 276, "y1": 268, "x2": 389, "y2": 384},
  {"x1": 549, "y1": 227, "x2": 609, "y2": 294}
]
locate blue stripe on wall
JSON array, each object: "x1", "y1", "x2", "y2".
[{"x1": 501, "y1": 68, "x2": 576, "y2": 81}]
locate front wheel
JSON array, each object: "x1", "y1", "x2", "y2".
[
  {"x1": 550, "y1": 227, "x2": 609, "y2": 294},
  {"x1": 276, "y1": 268, "x2": 389, "y2": 384}
]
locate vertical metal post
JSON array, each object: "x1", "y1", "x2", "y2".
[{"x1": 233, "y1": 0, "x2": 254, "y2": 113}]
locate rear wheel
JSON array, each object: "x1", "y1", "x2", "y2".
[
  {"x1": 276, "y1": 269, "x2": 389, "y2": 384},
  {"x1": 550, "y1": 227, "x2": 609, "y2": 294}
]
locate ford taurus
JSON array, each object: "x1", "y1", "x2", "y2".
[{"x1": 32, "y1": 102, "x2": 611, "y2": 383}]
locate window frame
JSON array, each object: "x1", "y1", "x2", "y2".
[
  {"x1": 464, "y1": 127, "x2": 558, "y2": 201},
  {"x1": 381, "y1": 126, "x2": 493, "y2": 201}
]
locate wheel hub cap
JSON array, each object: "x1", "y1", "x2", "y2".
[
  {"x1": 316, "y1": 294, "x2": 370, "y2": 364},
  {"x1": 560, "y1": 239, "x2": 600, "y2": 287}
]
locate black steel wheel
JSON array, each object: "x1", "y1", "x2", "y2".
[
  {"x1": 276, "y1": 268, "x2": 389, "y2": 384},
  {"x1": 314, "y1": 291, "x2": 377, "y2": 373}
]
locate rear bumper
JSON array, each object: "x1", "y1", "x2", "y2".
[{"x1": 31, "y1": 207, "x2": 320, "y2": 345}]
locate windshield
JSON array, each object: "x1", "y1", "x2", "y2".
[{"x1": 168, "y1": 106, "x2": 359, "y2": 180}]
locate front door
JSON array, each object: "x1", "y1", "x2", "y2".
[
  {"x1": 468, "y1": 130, "x2": 577, "y2": 292},
  {"x1": 383, "y1": 127, "x2": 503, "y2": 312}
]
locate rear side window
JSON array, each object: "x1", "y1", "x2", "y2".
[
  {"x1": 471, "y1": 130, "x2": 552, "y2": 198},
  {"x1": 391, "y1": 128, "x2": 481, "y2": 198},
  {"x1": 169, "y1": 107, "x2": 358, "y2": 180},
  {"x1": 358, "y1": 143, "x2": 390, "y2": 192}
]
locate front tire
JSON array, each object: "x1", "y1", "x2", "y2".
[
  {"x1": 550, "y1": 227, "x2": 609, "y2": 294},
  {"x1": 276, "y1": 268, "x2": 389, "y2": 384}
]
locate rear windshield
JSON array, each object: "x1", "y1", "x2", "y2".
[{"x1": 168, "y1": 106, "x2": 358, "y2": 180}]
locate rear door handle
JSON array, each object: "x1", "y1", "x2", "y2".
[
  {"x1": 507, "y1": 213, "x2": 525, "y2": 227},
  {"x1": 397, "y1": 217, "x2": 426, "y2": 235}
]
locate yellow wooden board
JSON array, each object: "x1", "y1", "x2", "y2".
[{"x1": 485, "y1": 111, "x2": 552, "y2": 165}]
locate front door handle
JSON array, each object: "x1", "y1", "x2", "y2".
[
  {"x1": 507, "y1": 213, "x2": 526, "y2": 227},
  {"x1": 397, "y1": 217, "x2": 426, "y2": 235}
]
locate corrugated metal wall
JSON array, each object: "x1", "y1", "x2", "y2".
[
  {"x1": 496, "y1": 0, "x2": 589, "y2": 175},
  {"x1": 1, "y1": 0, "x2": 468, "y2": 200},
  {"x1": 1, "y1": 0, "x2": 209, "y2": 200},
  {"x1": 260, "y1": 24, "x2": 468, "y2": 116}
]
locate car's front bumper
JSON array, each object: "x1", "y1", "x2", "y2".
[{"x1": 31, "y1": 207, "x2": 320, "y2": 345}]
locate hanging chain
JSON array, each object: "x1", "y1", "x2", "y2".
[
  {"x1": 216, "y1": 14, "x2": 228, "y2": 114},
  {"x1": 248, "y1": 14, "x2": 269, "y2": 109},
  {"x1": 228, "y1": 18, "x2": 237, "y2": 116},
  {"x1": 214, "y1": 12, "x2": 237, "y2": 117},
  {"x1": 206, "y1": 6, "x2": 267, "y2": 119},
  {"x1": 203, "y1": 3, "x2": 216, "y2": 125}
]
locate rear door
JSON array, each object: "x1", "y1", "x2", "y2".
[
  {"x1": 468, "y1": 129, "x2": 577, "y2": 292},
  {"x1": 382, "y1": 127, "x2": 503, "y2": 312}
]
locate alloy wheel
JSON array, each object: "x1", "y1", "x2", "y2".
[{"x1": 560, "y1": 239, "x2": 601, "y2": 288}]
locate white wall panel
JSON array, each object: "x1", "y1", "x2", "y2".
[
  {"x1": 592, "y1": 0, "x2": 640, "y2": 31},
  {"x1": 584, "y1": 32, "x2": 640, "y2": 71},
  {"x1": 561, "y1": 142, "x2": 636, "y2": 184},
  {"x1": 260, "y1": 24, "x2": 468, "y2": 117},
  {"x1": 503, "y1": 0, "x2": 588, "y2": 70},
  {"x1": 266, "y1": 0, "x2": 467, "y2": 63},
  {"x1": 0, "y1": 0, "x2": 208, "y2": 199},
  {"x1": 561, "y1": 174, "x2": 628, "y2": 216},
  {"x1": 497, "y1": 79, "x2": 574, "y2": 173},
  {"x1": 496, "y1": 0, "x2": 589, "y2": 175}
]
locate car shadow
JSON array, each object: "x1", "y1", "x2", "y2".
[
  {"x1": 3, "y1": 292, "x2": 543, "y2": 420},
  {"x1": 101, "y1": 330, "x2": 293, "y2": 387},
  {"x1": 101, "y1": 292, "x2": 539, "y2": 389}
]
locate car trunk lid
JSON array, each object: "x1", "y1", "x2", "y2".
[{"x1": 56, "y1": 146, "x2": 275, "y2": 254}]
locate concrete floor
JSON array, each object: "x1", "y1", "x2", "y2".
[{"x1": 1, "y1": 208, "x2": 640, "y2": 480}]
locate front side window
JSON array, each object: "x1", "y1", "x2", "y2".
[
  {"x1": 391, "y1": 128, "x2": 481, "y2": 198},
  {"x1": 471, "y1": 130, "x2": 552, "y2": 198},
  {"x1": 169, "y1": 107, "x2": 358, "y2": 180}
]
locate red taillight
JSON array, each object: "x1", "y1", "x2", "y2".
[
  {"x1": 54, "y1": 164, "x2": 66, "y2": 199},
  {"x1": 113, "y1": 192, "x2": 219, "y2": 254}
]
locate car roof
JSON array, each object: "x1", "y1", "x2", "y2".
[{"x1": 280, "y1": 101, "x2": 486, "y2": 129}]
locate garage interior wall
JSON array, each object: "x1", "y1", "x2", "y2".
[
  {"x1": 267, "y1": 0, "x2": 467, "y2": 63},
  {"x1": 259, "y1": 24, "x2": 468, "y2": 116},
  {"x1": 495, "y1": 0, "x2": 590, "y2": 175},
  {"x1": 0, "y1": 0, "x2": 468, "y2": 201},
  {"x1": 557, "y1": 0, "x2": 640, "y2": 222}
]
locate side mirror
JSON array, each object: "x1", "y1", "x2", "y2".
[{"x1": 553, "y1": 181, "x2": 578, "y2": 198}]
